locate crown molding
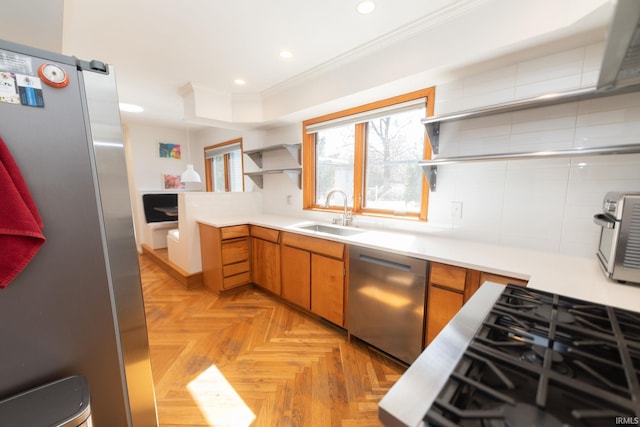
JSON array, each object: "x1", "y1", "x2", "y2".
[{"x1": 262, "y1": 0, "x2": 492, "y2": 98}]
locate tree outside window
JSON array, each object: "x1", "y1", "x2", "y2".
[{"x1": 303, "y1": 88, "x2": 434, "y2": 221}]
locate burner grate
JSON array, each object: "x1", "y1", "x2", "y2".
[{"x1": 425, "y1": 285, "x2": 640, "y2": 426}]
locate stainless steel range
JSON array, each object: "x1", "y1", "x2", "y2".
[{"x1": 379, "y1": 283, "x2": 640, "y2": 426}]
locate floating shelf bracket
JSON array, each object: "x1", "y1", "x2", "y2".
[
  {"x1": 245, "y1": 152, "x2": 264, "y2": 168},
  {"x1": 425, "y1": 165, "x2": 437, "y2": 192},
  {"x1": 425, "y1": 122, "x2": 440, "y2": 155}
]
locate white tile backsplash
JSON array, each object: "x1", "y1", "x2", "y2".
[
  {"x1": 515, "y1": 48, "x2": 585, "y2": 99},
  {"x1": 510, "y1": 103, "x2": 577, "y2": 151},
  {"x1": 451, "y1": 163, "x2": 506, "y2": 244},
  {"x1": 581, "y1": 43, "x2": 604, "y2": 88},
  {"x1": 583, "y1": 43, "x2": 605, "y2": 73},
  {"x1": 427, "y1": 43, "x2": 640, "y2": 257},
  {"x1": 458, "y1": 114, "x2": 512, "y2": 155},
  {"x1": 433, "y1": 80, "x2": 464, "y2": 115},
  {"x1": 515, "y1": 75, "x2": 584, "y2": 100},
  {"x1": 462, "y1": 65, "x2": 518, "y2": 98},
  {"x1": 567, "y1": 154, "x2": 640, "y2": 195},
  {"x1": 573, "y1": 94, "x2": 640, "y2": 147},
  {"x1": 462, "y1": 87, "x2": 516, "y2": 111},
  {"x1": 500, "y1": 160, "x2": 569, "y2": 251},
  {"x1": 516, "y1": 48, "x2": 585, "y2": 86}
]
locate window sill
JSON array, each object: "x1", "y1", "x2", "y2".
[{"x1": 305, "y1": 207, "x2": 424, "y2": 222}]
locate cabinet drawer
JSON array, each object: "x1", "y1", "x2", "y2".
[
  {"x1": 221, "y1": 239, "x2": 249, "y2": 264},
  {"x1": 223, "y1": 261, "x2": 250, "y2": 277},
  {"x1": 430, "y1": 263, "x2": 466, "y2": 292},
  {"x1": 250, "y1": 225, "x2": 280, "y2": 243},
  {"x1": 223, "y1": 271, "x2": 251, "y2": 289},
  {"x1": 281, "y1": 232, "x2": 344, "y2": 259},
  {"x1": 221, "y1": 225, "x2": 249, "y2": 240}
]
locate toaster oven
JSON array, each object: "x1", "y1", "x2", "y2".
[{"x1": 593, "y1": 191, "x2": 640, "y2": 284}]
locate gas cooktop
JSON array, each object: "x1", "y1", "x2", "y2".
[
  {"x1": 378, "y1": 283, "x2": 640, "y2": 427},
  {"x1": 425, "y1": 285, "x2": 640, "y2": 426}
]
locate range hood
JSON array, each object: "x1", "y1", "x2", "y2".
[{"x1": 598, "y1": 0, "x2": 640, "y2": 90}]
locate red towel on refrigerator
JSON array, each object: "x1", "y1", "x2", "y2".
[{"x1": 0, "y1": 136, "x2": 45, "y2": 288}]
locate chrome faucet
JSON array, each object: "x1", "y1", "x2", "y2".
[{"x1": 323, "y1": 189, "x2": 353, "y2": 226}]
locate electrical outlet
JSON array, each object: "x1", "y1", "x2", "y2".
[{"x1": 451, "y1": 201, "x2": 463, "y2": 220}]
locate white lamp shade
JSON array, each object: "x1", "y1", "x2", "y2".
[{"x1": 180, "y1": 164, "x2": 201, "y2": 183}]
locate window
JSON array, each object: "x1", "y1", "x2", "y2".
[
  {"x1": 204, "y1": 138, "x2": 245, "y2": 192},
  {"x1": 302, "y1": 88, "x2": 434, "y2": 220},
  {"x1": 315, "y1": 124, "x2": 355, "y2": 206}
]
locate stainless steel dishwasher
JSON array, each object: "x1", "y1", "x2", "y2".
[{"x1": 349, "y1": 246, "x2": 428, "y2": 364}]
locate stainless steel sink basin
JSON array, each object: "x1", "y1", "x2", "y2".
[{"x1": 296, "y1": 223, "x2": 364, "y2": 237}]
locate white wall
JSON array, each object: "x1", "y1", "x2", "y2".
[
  {"x1": 0, "y1": 0, "x2": 64, "y2": 53},
  {"x1": 126, "y1": 123, "x2": 200, "y2": 191},
  {"x1": 124, "y1": 123, "x2": 204, "y2": 249},
  {"x1": 257, "y1": 124, "x2": 305, "y2": 216},
  {"x1": 260, "y1": 41, "x2": 640, "y2": 258}
]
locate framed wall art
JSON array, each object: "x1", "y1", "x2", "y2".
[
  {"x1": 159, "y1": 142, "x2": 181, "y2": 159},
  {"x1": 162, "y1": 174, "x2": 184, "y2": 190}
]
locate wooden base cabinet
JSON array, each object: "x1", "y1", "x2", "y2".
[
  {"x1": 281, "y1": 245, "x2": 311, "y2": 309},
  {"x1": 426, "y1": 283, "x2": 465, "y2": 345},
  {"x1": 425, "y1": 262, "x2": 528, "y2": 346},
  {"x1": 310, "y1": 254, "x2": 344, "y2": 326},
  {"x1": 426, "y1": 263, "x2": 469, "y2": 345},
  {"x1": 250, "y1": 226, "x2": 281, "y2": 295},
  {"x1": 199, "y1": 223, "x2": 251, "y2": 294},
  {"x1": 280, "y1": 232, "x2": 346, "y2": 326}
]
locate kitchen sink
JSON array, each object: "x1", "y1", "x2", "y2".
[{"x1": 295, "y1": 223, "x2": 365, "y2": 237}]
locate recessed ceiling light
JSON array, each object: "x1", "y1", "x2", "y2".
[
  {"x1": 119, "y1": 103, "x2": 144, "y2": 113},
  {"x1": 280, "y1": 50, "x2": 293, "y2": 59},
  {"x1": 234, "y1": 79, "x2": 246, "y2": 85},
  {"x1": 356, "y1": 0, "x2": 376, "y2": 14}
]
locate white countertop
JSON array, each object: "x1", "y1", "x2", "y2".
[{"x1": 197, "y1": 214, "x2": 640, "y2": 312}]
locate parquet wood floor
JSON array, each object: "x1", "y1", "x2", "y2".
[{"x1": 138, "y1": 254, "x2": 406, "y2": 427}]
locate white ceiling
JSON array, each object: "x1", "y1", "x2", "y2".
[{"x1": 1, "y1": 0, "x2": 616, "y2": 130}]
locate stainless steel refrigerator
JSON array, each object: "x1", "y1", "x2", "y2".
[{"x1": 0, "y1": 39, "x2": 158, "y2": 426}]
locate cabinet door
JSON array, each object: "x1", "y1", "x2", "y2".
[
  {"x1": 281, "y1": 245, "x2": 310, "y2": 309},
  {"x1": 251, "y1": 237, "x2": 281, "y2": 295},
  {"x1": 426, "y1": 285, "x2": 464, "y2": 345},
  {"x1": 311, "y1": 254, "x2": 344, "y2": 327},
  {"x1": 199, "y1": 223, "x2": 223, "y2": 294}
]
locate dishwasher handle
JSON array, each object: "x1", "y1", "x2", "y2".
[{"x1": 359, "y1": 254, "x2": 411, "y2": 272}]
